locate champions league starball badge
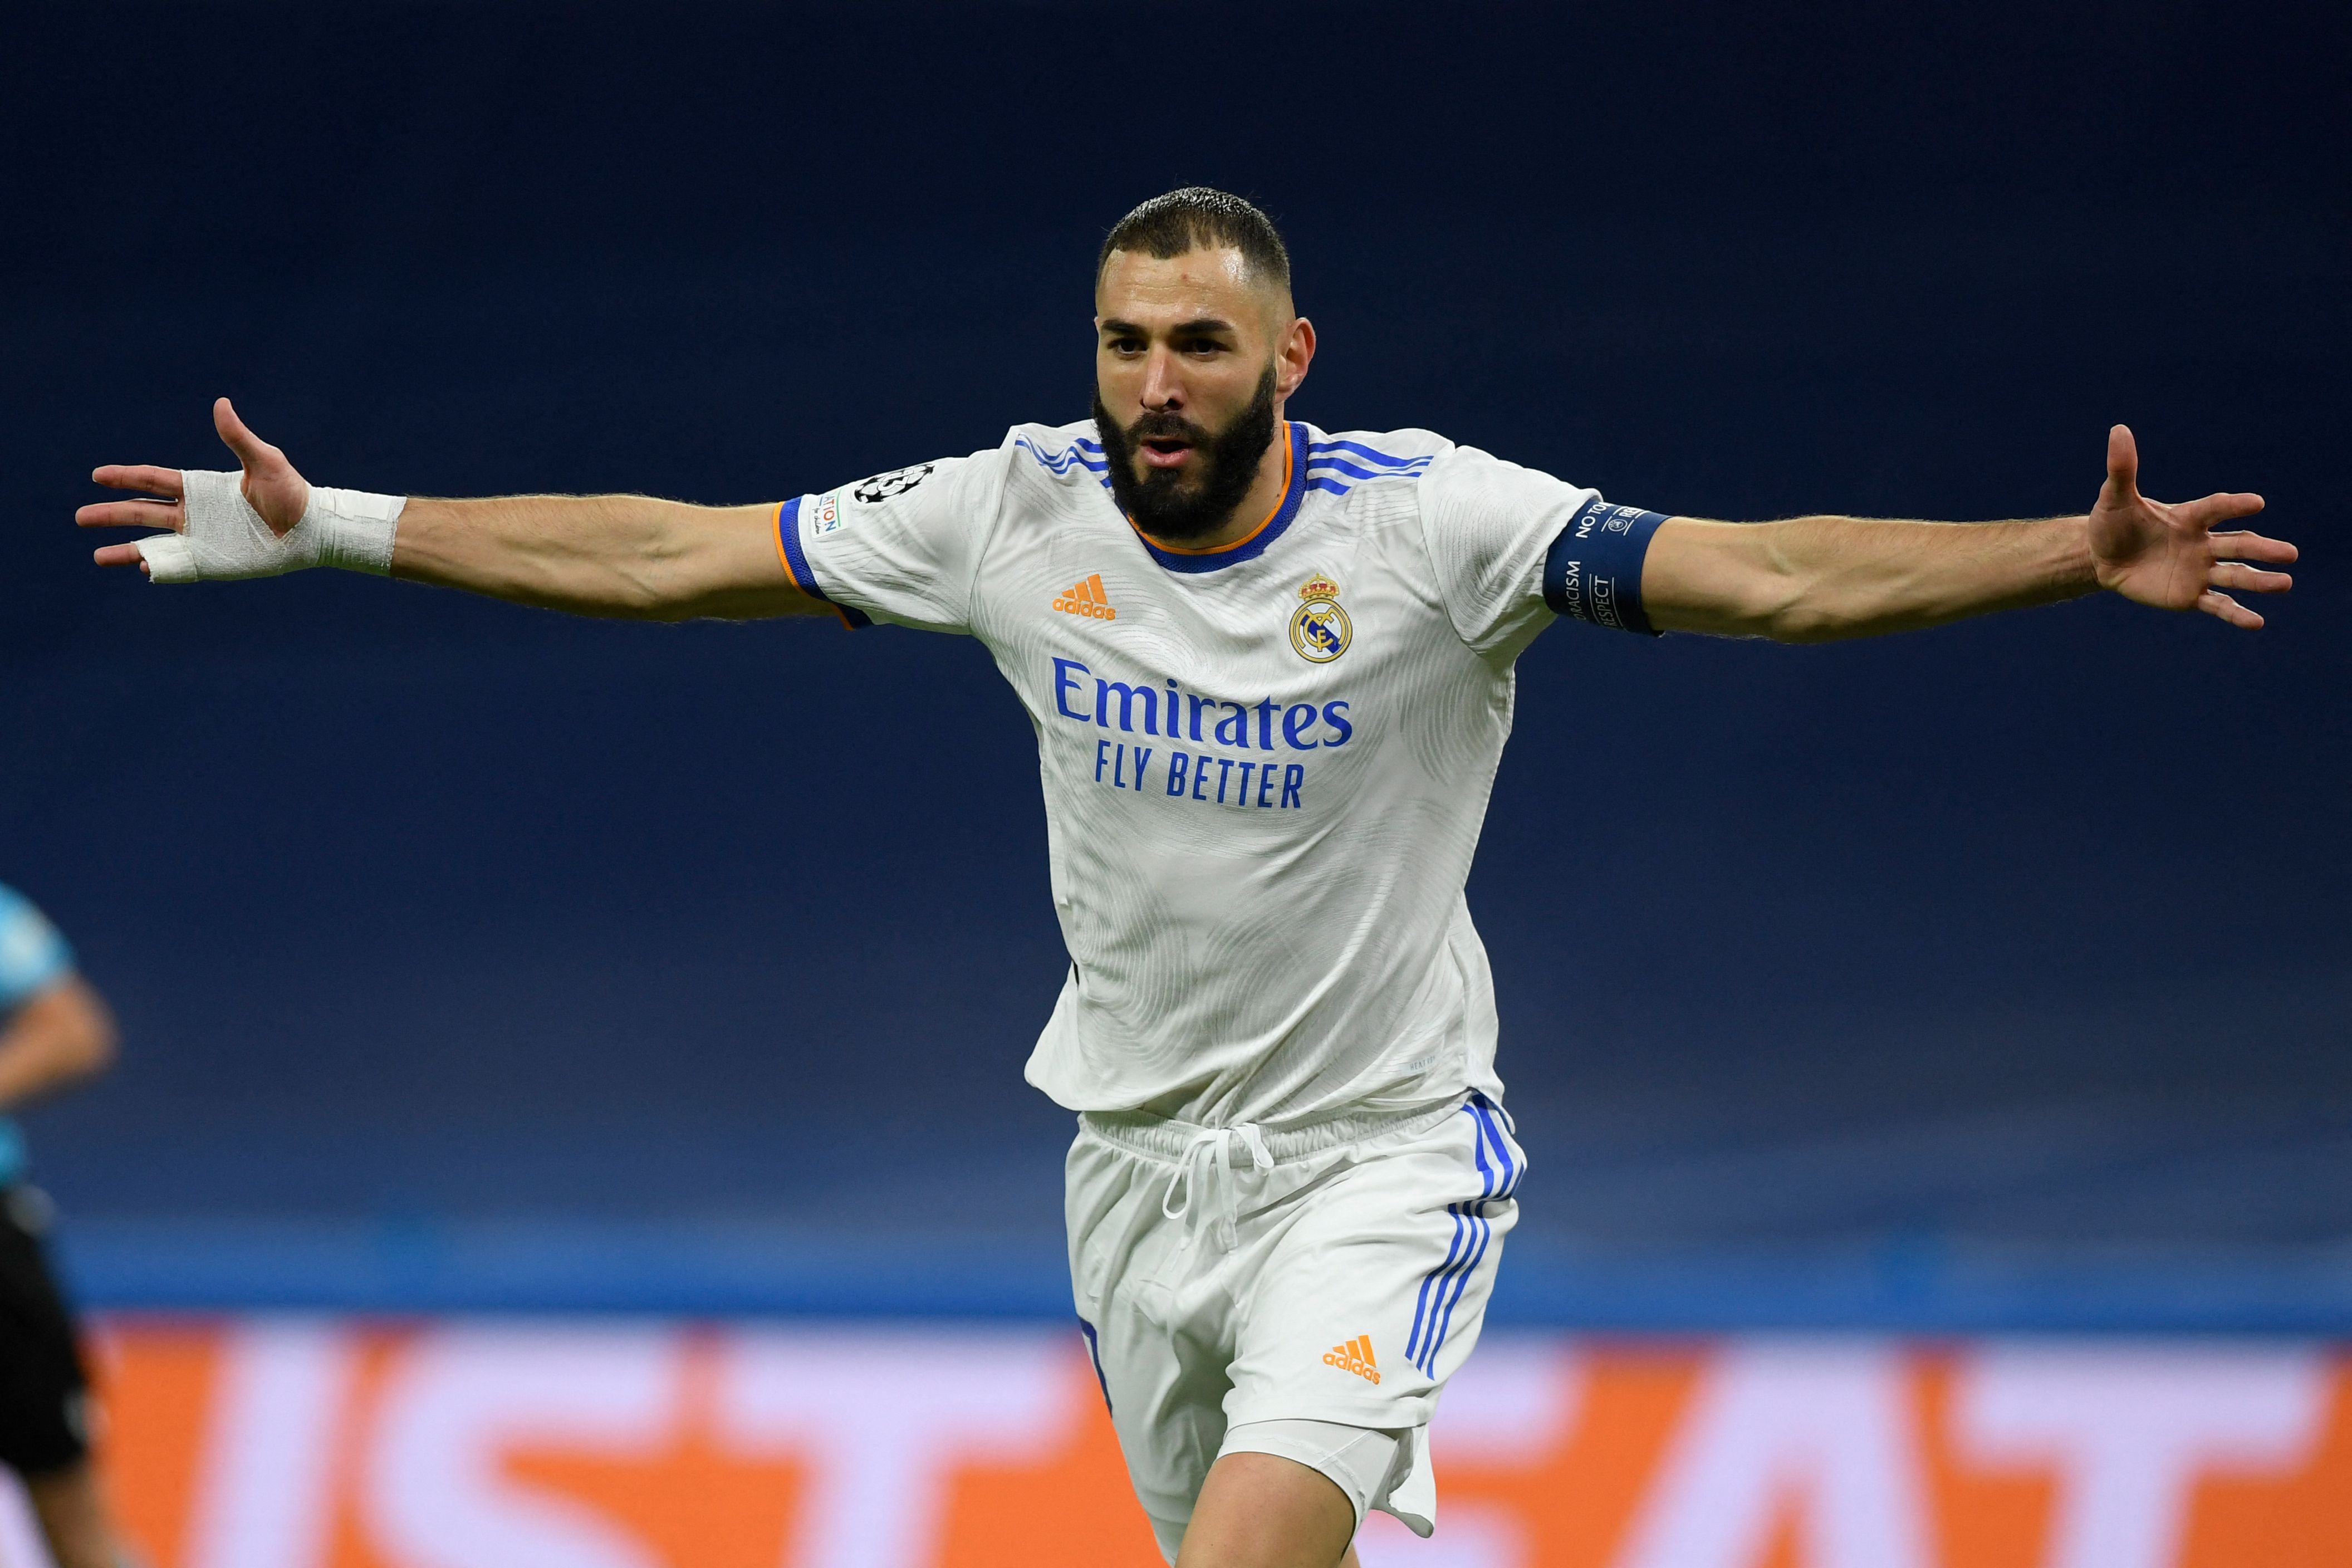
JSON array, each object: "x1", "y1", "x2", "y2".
[
  {"x1": 852, "y1": 464, "x2": 935, "y2": 504},
  {"x1": 1289, "y1": 573, "x2": 1351, "y2": 663}
]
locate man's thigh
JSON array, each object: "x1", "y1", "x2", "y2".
[
  {"x1": 1178, "y1": 1451, "x2": 1356, "y2": 1568},
  {"x1": 1066, "y1": 1130, "x2": 1240, "y2": 1546},
  {"x1": 1065, "y1": 1097, "x2": 1526, "y2": 1550},
  {"x1": 1224, "y1": 1097, "x2": 1523, "y2": 1532}
]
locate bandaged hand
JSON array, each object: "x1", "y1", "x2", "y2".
[
  {"x1": 136, "y1": 471, "x2": 403, "y2": 582},
  {"x1": 80, "y1": 397, "x2": 403, "y2": 582}
]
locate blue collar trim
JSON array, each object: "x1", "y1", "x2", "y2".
[{"x1": 1128, "y1": 423, "x2": 1308, "y2": 575}]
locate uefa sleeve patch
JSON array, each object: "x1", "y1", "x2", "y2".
[
  {"x1": 773, "y1": 497, "x2": 874, "y2": 630},
  {"x1": 1542, "y1": 500, "x2": 1669, "y2": 635}
]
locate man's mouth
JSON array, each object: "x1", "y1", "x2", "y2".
[{"x1": 1139, "y1": 437, "x2": 1194, "y2": 471}]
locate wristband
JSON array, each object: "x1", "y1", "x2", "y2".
[
  {"x1": 1541, "y1": 498, "x2": 1669, "y2": 635},
  {"x1": 138, "y1": 472, "x2": 404, "y2": 584}
]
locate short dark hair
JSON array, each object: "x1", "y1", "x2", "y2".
[{"x1": 1097, "y1": 187, "x2": 1291, "y2": 293}]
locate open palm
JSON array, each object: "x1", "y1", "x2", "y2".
[
  {"x1": 2090, "y1": 425, "x2": 2295, "y2": 629},
  {"x1": 79, "y1": 398, "x2": 308, "y2": 573}
]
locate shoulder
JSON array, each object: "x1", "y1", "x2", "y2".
[
  {"x1": 1001, "y1": 419, "x2": 1111, "y2": 494},
  {"x1": 1300, "y1": 425, "x2": 1454, "y2": 499},
  {"x1": 0, "y1": 884, "x2": 71, "y2": 1001},
  {"x1": 0, "y1": 884, "x2": 42, "y2": 936},
  {"x1": 1301, "y1": 427, "x2": 1594, "y2": 531},
  {"x1": 1412, "y1": 438, "x2": 1599, "y2": 520}
]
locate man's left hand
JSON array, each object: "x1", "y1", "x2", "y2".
[{"x1": 2090, "y1": 425, "x2": 2296, "y2": 628}]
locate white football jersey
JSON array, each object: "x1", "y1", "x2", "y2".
[{"x1": 781, "y1": 420, "x2": 1654, "y2": 1129}]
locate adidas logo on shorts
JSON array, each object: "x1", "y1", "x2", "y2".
[
  {"x1": 1053, "y1": 573, "x2": 1118, "y2": 620},
  {"x1": 1323, "y1": 1334, "x2": 1381, "y2": 1385}
]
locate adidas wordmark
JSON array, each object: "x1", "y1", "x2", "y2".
[
  {"x1": 1324, "y1": 1334, "x2": 1381, "y2": 1385},
  {"x1": 1053, "y1": 573, "x2": 1117, "y2": 620}
]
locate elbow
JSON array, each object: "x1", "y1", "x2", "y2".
[
  {"x1": 1767, "y1": 590, "x2": 1944, "y2": 643},
  {"x1": 1756, "y1": 569, "x2": 1864, "y2": 643},
  {"x1": 1735, "y1": 520, "x2": 1892, "y2": 643},
  {"x1": 67, "y1": 1033, "x2": 117, "y2": 1084},
  {"x1": 1763, "y1": 602, "x2": 1853, "y2": 643},
  {"x1": 66, "y1": 987, "x2": 119, "y2": 1080},
  {"x1": 547, "y1": 567, "x2": 689, "y2": 621},
  {"x1": 71, "y1": 1020, "x2": 118, "y2": 1081},
  {"x1": 83, "y1": 1017, "x2": 120, "y2": 1077},
  {"x1": 616, "y1": 532, "x2": 715, "y2": 621},
  {"x1": 1711, "y1": 527, "x2": 1849, "y2": 641},
  {"x1": 1722, "y1": 581, "x2": 1850, "y2": 643}
]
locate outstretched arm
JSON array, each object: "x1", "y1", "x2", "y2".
[
  {"x1": 388, "y1": 492, "x2": 815, "y2": 620},
  {"x1": 0, "y1": 978, "x2": 116, "y2": 1114},
  {"x1": 78, "y1": 398, "x2": 829, "y2": 621},
  {"x1": 1641, "y1": 425, "x2": 2296, "y2": 641}
]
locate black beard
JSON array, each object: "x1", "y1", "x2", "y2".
[{"x1": 1093, "y1": 365, "x2": 1279, "y2": 543}]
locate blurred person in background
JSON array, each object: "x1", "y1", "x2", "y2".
[{"x1": 0, "y1": 884, "x2": 138, "y2": 1568}]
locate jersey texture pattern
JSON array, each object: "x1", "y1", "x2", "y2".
[{"x1": 785, "y1": 422, "x2": 1615, "y2": 1128}]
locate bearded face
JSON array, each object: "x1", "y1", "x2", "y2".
[{"x1": 1093, "y1": 361, "x2": 1278, "y2": 542}]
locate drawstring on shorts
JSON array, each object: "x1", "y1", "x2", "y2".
[{"x1": 1160, "y1": 1123, "x2": 1274, "y2": 1249}]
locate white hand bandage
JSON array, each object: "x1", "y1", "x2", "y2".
[{"x1": 138, "y1": 471, "x2": 404, "y2": 584}]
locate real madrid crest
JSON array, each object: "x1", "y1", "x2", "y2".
[{"x1": 1289, "y1": 573, "x2": 1352, "y2": 664}]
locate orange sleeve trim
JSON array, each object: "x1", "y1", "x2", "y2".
[
  {"x1": 771, "y1": 501, "x2": 802, "y2": 589},
  {"x1": 773, "y1": 498, "x2": 859, "y2": 630}
]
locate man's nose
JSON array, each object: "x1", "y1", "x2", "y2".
[{"x1": 1139, "y1": 346, "x2": 1186, "y2": 411}]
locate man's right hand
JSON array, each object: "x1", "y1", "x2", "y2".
[
  {"x1": 80, "y1": 397, "x2": 313, "y2": 577},
  {"x1": 77, "y1": 396, "x2": 817, "y2": 619}
]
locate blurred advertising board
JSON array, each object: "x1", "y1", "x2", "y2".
[{"x1": 7, "y1": 1320, "x2": 2345, "y2": 1568}]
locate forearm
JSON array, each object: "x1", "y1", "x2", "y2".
[
  {"x1": 1645, "y1": 513, "x2": 2098, "y2": 641},
  {"x1": 392, "y1": 494, "x2": 820, "y2": 620},
  {"x1": 0, "y1": 982, "x2": 116, "y2": 1113}
]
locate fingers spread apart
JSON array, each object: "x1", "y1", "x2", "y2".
[
  {"x1": 2209, "y1": 528, "x2": 2298, "y2": 564},
  {"x1": 2182, "y1": 491, "x2": 2266, "y2": 530},
  {"x1": 2209, "y1": 561, "x2": 2292, "y2": 596},
  {"x1": 2197, "y1": 589, "x2": 2265, "y2": 629}
]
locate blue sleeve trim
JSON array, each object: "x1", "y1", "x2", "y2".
[
  {"x1": 1542, "y1": 499, "x2": 1670, "y2": 636},
  {"x1": 776, "y1": 496, "x2": 826, "y2": 599},
  {"x1": 777, "y1": 497, "x2": 874, "y2": 630},
  {"x1": 771, "y1": 496, "x2": 827, "y2": 601}
]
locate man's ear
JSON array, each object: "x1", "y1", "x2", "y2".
[{"x1": 1278, "y1": 316, "x2": 1317, "y2": 399}]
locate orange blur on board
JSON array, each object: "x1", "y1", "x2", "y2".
[{"x1": 71, "y1": 1319, "x2": 2352, "y2": 1568}]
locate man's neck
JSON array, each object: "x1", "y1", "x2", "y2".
[{"x1": 1136, "y1": 420, "x2": 1291, "y2": 553}]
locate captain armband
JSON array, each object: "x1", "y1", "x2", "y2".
[{"x1": 1541, "y1": 499, "x2": 1670, "y2": 636}]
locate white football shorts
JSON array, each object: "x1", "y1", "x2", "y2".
[{"x1": 1065, "y1": 1092, "x2": 1525, "y2": 1558}]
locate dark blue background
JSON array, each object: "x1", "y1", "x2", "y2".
[{"x1": 3, "y1": 2, "x2": 2345, "y2": 1324}]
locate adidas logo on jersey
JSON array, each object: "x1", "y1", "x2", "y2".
[
  {"x1": 1053, "y1": 574, "x2": 1118, "y2": 621},
  {"x1": 1323, "y1": 1335, "x2": 1381, "y2": 1385}
]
